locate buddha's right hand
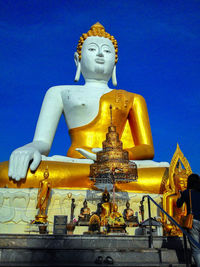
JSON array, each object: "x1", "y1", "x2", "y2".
[{"x1": 8, "y1": 146, "x2": 42, "y2": 181}]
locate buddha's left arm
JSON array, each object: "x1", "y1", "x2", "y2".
[{"x1": 127, "y1": 94, "x2": 154, "y2": 160}]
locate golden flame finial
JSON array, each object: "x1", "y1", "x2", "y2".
[
  {"x1": 90, "y1": 22, "x2": 105, "y2": 32},
  {"x1": 77, "y1": 22, "x2": 118, "y2": 63},
  {"x1": 176, "y1": 160, "x2": 183, "y2": 172}
]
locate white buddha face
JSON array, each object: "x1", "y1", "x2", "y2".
[{"x1": 80, "y1": 36, "x2": 116, "y2": 82}]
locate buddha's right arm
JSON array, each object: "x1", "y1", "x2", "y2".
[{"x1": 8, "y1": 87, "x2": 63, "y2": 181}]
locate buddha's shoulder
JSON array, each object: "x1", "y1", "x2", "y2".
[
  {"x1": 45, "y1": 85, "x2": 84, "y2": 95},
  {"x1": 116, "y1": 89, "x2": 146, "y2": 102}
]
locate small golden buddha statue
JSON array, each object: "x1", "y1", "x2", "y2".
[
  {"x1": 107, "y1": 203, "x2": 126, "y2": 233},
  {"x1": 96, "y1": 188, "x2": 113, "y2": 226},
  {"x1": 78, "y1": 199, "x2": 91, "y2": 223},
  {"x1": 162, "y1": 144, "x2": 192, "y2": 236},
  {"x1": 108, "y1": 203, "x2": 125, "y2": 226},
  {"x1": 123, "y1": 200, "x2": 139, "y2": 226},
  {"x1": 35, "y1": 168, "x2": 51, "y2": 223},
  {"x1": 165, "y1": 175, "x2": 187, "y2": 236},
  {"x1": 163, "y1": 173, "x2": 187, "y2": 236},
  {"x1": 123, "y1": 201, "x2": 135, "y2": 221},
  {"x1": 88, "y1": 214, "x2": 101, "y2": 233}
]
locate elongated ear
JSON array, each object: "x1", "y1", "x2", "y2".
[
  {"x1": 112, "y1": 65, "x2": 117, "y2": 86},
  {"x1": 74, "y1": 52, "x2": 81, "y2": 82}
]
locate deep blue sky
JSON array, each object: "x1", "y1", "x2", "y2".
[{"x1": 0, "y1": 0, "x2": 199, "y2": 174}]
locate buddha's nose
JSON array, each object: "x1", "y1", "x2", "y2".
[{"x1": 97, "y1": 50, "x2": 104, "y2": 57}]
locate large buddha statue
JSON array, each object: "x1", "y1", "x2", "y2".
[{"x1": 0, "y1": 22, "x2": 168, "y2": 193}]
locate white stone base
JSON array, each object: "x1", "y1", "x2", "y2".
[{"x1": 0, "y1": 188, "x2": 162, "y2": 235}]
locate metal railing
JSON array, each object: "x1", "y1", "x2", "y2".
[{"x1": 142, "y1": 195, "x2": 200, "y2": 267}]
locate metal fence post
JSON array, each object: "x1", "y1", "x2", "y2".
[{"x1": 147, "y1": 196, "x2": 153, "y2": 248}]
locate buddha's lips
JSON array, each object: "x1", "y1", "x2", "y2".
[{"x1": 95, "y1": 58, "x2": 105, "y2": 64}]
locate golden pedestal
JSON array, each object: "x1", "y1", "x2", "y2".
[{"x1": 35, "y1": 214, "x2": 48, "y2": 224}]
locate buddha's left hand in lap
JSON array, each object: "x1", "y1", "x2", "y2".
[{"x1": 76, "y1": 148, "x2": 102, "y2": 161}]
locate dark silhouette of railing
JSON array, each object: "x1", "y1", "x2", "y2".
[{"x1": 142, "y1": 195, "x2": 200, "y2": 267}]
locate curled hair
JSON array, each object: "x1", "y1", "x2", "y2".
[{"x1": 77, "y1": 22, "x2": 118, "y2": 64}]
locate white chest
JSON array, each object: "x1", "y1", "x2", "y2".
[{"x1": 61, "y1": 88, "x2": 110, "y2": 129}]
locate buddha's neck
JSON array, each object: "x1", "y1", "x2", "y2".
[{"x1": 84, "y1": 79, "x2": 110, "y2": 90}]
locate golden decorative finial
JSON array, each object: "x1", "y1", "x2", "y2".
[
  {"x1": 110, "y1": 105, "x2": 113, "y2": 125},
  {"x1": 169, "y1": 143, "x2": 192, "y2": 191},
  {"x1": 176, "y1": 160, "x2": 183, "y2": 173},
  {"x1": 77, "y1": 22, "x2": 118, "y2": 63},
  {"x1": 91, "y1": 22, "x2": 105, "y2": 32}
]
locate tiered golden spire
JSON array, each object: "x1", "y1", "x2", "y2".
[{"x1": 89, "y1": 106, "x2": 137, "y2": 185}]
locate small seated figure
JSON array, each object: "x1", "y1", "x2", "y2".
[
  {"x1": 162, "y1": 149, "x2": 190, "y2": 236},
  {"x1": 167, "y1": 173, "x2": 187, "y2": 223},
  {"x1": 123, "y1": 200, "x2": 139, "y2": 226},
  {"x1": 123, "y1": 200, "x2": 134, "y2": 221},
  {"x1": 108, "y1": 203, "x2": 126, "y2": 233},
  {"x1": 109, "y1": 203, "x2": 125, "y2": 226},
  {"x1": 78, "y1": 199, "x2": 91, "y2": 224},
  {"x1": 96, "y1": 188, "x2": 113, "y2": 226},
  {"x1": 88, "y1": 214, "x2": 101, "y2": 234}
]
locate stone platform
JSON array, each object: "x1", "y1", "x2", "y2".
[
  {"x1": 0, "y1": 234, "x2": 194, "y2": 266},
  {"x1": 0, "y1": 188, "x2": 162, "y2": 235}
]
